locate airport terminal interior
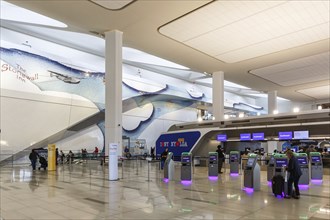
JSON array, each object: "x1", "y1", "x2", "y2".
[{"x1": 1, "y1": 1, "x2": 330, "y2": 220}]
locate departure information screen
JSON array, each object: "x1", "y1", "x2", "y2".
[
  {"x1": 311, "y1": 156, "x2": 320, "y2": 162},
  {"x1": 276, "y1": 159, "x2": 287, "y2": 167},
  {"x1": 297, "y1": 157, "x2": 307, "y2": 164}
]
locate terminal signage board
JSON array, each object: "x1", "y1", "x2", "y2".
[
  {"x1": 294, "y1": 130, "x2": 309, "y2": 139},
  {"x1": 279, "y1": 131, "x2": 292, "y2": 140},
  {"x1": 240, "y1": 133, "x2": 251, "y2": 141},
  {"x1": 252, "y1": 133, "x2": 264, "y2": 140},
  {"x1": 156, "y1": 131, "x2": 201, "y2": 158},
  {"x1": 217, "y1": 134, "x2": 227, "y2": 142}
]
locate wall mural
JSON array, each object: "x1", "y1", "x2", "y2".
[{"x1": 0, "y1": 45, "x2": 264, "y2": 156}]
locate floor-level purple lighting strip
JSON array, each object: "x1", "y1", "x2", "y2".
[
  {"x1": 244, "y1": 187, "x2": 254, "y2": 193},
  {"x1": 181, "y1": 180, "x2": 192, "y2": 185},
  {"x1": 208, "y1": 176, "x2": 218, "y2": 180}
]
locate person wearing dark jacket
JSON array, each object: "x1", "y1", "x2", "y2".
[
  {"x1": 29, "y1": 149, "x2": 39, "y2": 170},
  {"x1": 216, "y1": 145, "x2": 225, "y2": 174},
  {"x1": 160, "y1": 148, "x2": 169, "y2": 170},
  {"x1": 285, "y1": 150, "x2": 302, "y2": 199}
]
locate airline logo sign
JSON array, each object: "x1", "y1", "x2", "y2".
[
  {"x1": 160, "y1": 138, "x2": 188, "y2": 148},
  {"x1": 156, "y1": 131, "x2": 201, "y2": 157}
]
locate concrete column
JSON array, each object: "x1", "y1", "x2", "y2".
[
  {"x1": 212, "y1": 71, "x2": 224, "y2": 121},
  {"x1": 268, "y1": 91, "x2": 277, "y2": 114},
  {"x1": 105, "y1": 30, "x2": 123, "y2": 180}
]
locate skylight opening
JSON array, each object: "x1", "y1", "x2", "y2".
[{"x1": 0, "y1": 1, "x2": 67, "y2": 28}]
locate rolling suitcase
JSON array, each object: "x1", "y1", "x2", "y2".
[{"x1": 272, "y1": 175, "x2": 284, "y2": 197}]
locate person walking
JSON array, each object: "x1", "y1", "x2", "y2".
[
  {"x1": 216, "y1": 145, "x2": 225, "y2": 174},
  {"x1": 29, "y1": 149, "x2": 39, "y2": 171},
  {"x1": 160, "y1": 148, "x2": 169, "y2": 170},
  {"x1": 285, "y1": 150, "x2": 302, "y2": 199}
]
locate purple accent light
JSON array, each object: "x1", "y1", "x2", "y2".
[
  {"x1": 208, "y1": 176, "x2": 218, "y2": 180},
  {"x1": 267, "y1": 181, "x2": 272, "y2": 186},
  {"x1": 230, "y1": 173, "x2": 239, "y2": 176},
  {"x1": 163, "y1": 178, "x2": 169, "y2": 183},
  {"x1": 244, "y1": 187, "x2": 254, "y2": 193},
  {"x1": 311, "y1": 179, "x2": 323, "y2": 184},
  {"x1": 298, "y1": 185, "x2": 309, "y2": 190},
  {"x1": 181, "y1": 180, "x2": 192, "y2": 185}
]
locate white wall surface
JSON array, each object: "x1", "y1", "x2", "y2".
[{"x1": 55, "y1": 125, "x2": 103, "y2": 154}]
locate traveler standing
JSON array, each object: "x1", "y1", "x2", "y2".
[
  {"x1": 216, "y1": 145, "x2": 225, "y2": 174},
  {"x1": 29, "y1": 149, "x2": 39, "y2": 171},
  {"x1": 285, "y1": 150, "x2": 302, "y2": 199},
  {"x1": 161, "y1": 148, "x2": 169, "y2": 170}
]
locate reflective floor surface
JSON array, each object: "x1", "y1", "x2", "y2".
[{"x1": 1, "y1": 160, "x2": 329, "y2": 220}]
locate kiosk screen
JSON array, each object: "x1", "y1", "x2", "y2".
[
  {"x1": 311, "y1": 156, "x2": 320, "y2": 162},
  {"x1": 230, "y1": 154, "x2": 238, "y2": 161},
  {"x1": 247, "y1": 158, "x2": 255, "y2": 166},
  {"x1": 297, "y1": 157, "x2": 307, "y2": 165},
  {"x1": 276, "y1": 159, "x2": 287, "y2": 167},
  {"x1": 182, "y1": 156, "x2": 190, "y2": 163},
  {"x1": 209, "y1": 155, "x2": 217, "y2": 161}
]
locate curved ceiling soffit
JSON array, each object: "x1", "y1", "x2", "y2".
[{"x1": 88, "y1": 0, "x2": 136, "y2": 11}]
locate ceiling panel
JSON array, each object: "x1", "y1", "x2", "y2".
[
  {"x1": 90, "y1": 0, "x2": 134, "y2": 10},
  {"x1": 250, "y1": 52, "x2": 330, "y2": 86},
  {"x1": 297, "y1": 85, "x2": 330, "y2": 99},
  {"x1": 160, "y1": 1, "x2": 330, "y2": 63}
]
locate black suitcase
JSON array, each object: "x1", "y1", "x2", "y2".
[{"x1": 272, "y1": 175, "x2": 284, "y2": 197}]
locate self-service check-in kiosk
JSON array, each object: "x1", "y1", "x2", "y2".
[
  {"x1": 273, "y1": 154, "x2": 288, "y2": 194},
  {"x1": 164, "y1": 152, "x2": 175, "y2": 181},
  {"x1": 296, "y1": 153, "x2": 309, "y2": 185},
  {"x1": 274, "y1": 154, "x2": 288, "y2": 177},
  {"x1": 267, "y1": 155, "x2": 275, "y2": 182},
  {"x1": 181, "y1": 152, "x2": 192, "y2": 182},
  {"x1": 310, "y1": 152, "x2": 323, "y2": 181},
  {"x1": 208, "y1": 152, "x2": 218, "y2": 177},
  {"x1": 243, "y1": 154, "x2": 260, "y2": 191},
  {"x1": 229, "y1": 151, "x2": 240, "y2": 174}
]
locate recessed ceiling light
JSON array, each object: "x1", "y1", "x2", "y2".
[{"x1": 0, "y1": 1, "x2": 67, "y2": 28}]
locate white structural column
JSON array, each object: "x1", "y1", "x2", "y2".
[
  {"x1": 268, "y1": 91, "x2": 277, "y2": 114},
  {"x1": 212, "y1": 71, "x2": 225, "y2": 121},
  {"x1": 105, "y1": 30, "x2": 123, "y2": 180}
]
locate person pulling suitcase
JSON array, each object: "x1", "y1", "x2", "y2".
[{"x1": 284, "y1": 150, "x2": 302, "y2": 199}]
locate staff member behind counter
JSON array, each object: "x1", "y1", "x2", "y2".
[{"x1": 285, "y1": 150, "x2": 302, "y2": 199}]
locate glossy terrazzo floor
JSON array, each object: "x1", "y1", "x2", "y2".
[{"x1": 1, "y1": 160, "x2": 329, "y2": 220}]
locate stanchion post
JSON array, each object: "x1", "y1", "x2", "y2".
[{"x1": 121, "y1": 159, "x2": 124, "y2": 179}]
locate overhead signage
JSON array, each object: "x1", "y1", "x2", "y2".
[
  {"x1": 279, "y1": 131, "x2": 292, "y2": 140},
  {"x1": 217, "y1": 134, "x2": 227, "y2": 142},
  {"x1": 156, "y1": 131, "x2": 201, "y2": 158},
  {"x1": 252, "y1": 133, "x2": 264, "y2": 140},
  {"x1": 294, "y1": 130, "x2": 309, "y2": 139},
  {"x1": 240, "y1": 133, "x2": 251, "y2": 141}
]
